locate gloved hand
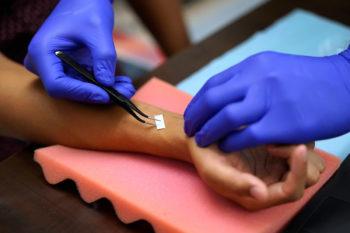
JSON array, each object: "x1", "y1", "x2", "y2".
[
  {"x1": 24, "y1": 0, "x2": 135, "y2": 103},
  {"x1": 184, "y1": 49, "x2": 350, "y2": 152}
]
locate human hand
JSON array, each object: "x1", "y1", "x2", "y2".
[
  {"x1": 189, "y1": 140, "x2": 325, "y2": 210},
  {"x1": 24, "y1": 0, "x2": 135, "y2": 103},
  {"x1": 184, "y1": 50, "x2": 350, "y2": 151}
]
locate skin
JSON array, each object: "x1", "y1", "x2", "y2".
[
  {"x1": 190, "y1": 142, "x2": 325, "y2": 210},
  {"x1": 0, "y1": 53, "x2": 324, "y2": 210},
  {"x1": 127, "y1": 0, "x2": 191, "y2": 56}
]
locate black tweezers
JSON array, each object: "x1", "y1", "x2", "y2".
[{"x1": 55, "y1": 51, "x2": 155, "y2": 125}]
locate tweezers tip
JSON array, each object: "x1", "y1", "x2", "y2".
[
  {"x1": 147, "y1": 116, "x2": 161, "y2": 121},
  {"x1": 55, "y1": 51, "x2": 62, "y2": 56}
]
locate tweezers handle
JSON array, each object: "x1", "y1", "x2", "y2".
[{"x1": 55, "y1": 51, "x2": 147, "y2": 123}]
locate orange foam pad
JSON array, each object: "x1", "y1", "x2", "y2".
[{"x1": 35, "y1": 78, "x2": 340, "y2": 233}]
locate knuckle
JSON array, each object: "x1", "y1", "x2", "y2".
[
  {"x1": 223, "y1": 105, "x2": 237, "y2": 125},
  {"x1": 88, "y1": 14, "x2": 103, "y2": 27},
  {"x1": 98, "y1": 48, "x2": 116, "y2": 62},
  {"x1": 254, "y1": 51, "x2": 277, "y2": 59},
  {"x1": 246, "y1": 126, "x2": 261, "y2": 143},
  {"x1": 202, "y1": 89, "x2": 219, "y2": 111},
  {"x1": 249, "y1": 51, "x2": 277, "y2": 69},
  {"x1": 205, "y1": 74, "x2": 221, "y2": 87}
]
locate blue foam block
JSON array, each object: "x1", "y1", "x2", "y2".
[{"x1": 177, "y1": 9, "x2": 350, "y2": 159}]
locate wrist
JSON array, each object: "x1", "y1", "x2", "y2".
[{"x1": 160, "y1": 114, "x2": 192, "y2": 163}]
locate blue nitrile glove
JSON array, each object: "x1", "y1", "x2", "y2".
[
  {"x1": 24, "y1": 0, "x2": 135, "y2": 103},
  {"x1": 184, "y1": 49, "x2": 350, "y2": 152}
]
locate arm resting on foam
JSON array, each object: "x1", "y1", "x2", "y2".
[
  {"x1": 0, "y1": 53, "x2": 190, "y2": 162},
  {"x1": 0, "y1": 53, "x2": 325, "y2": 210}
]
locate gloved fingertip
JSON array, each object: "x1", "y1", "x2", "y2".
[
  {"x1": 121, "y1": 83, "x2": 136, "y2": 94},
  {"x1": 184, "y1": 104, "x2": 191, "y2": 119},
  {"x1": 123, "y1": 90, "x2": 135, "y2": 99},
  {"x1": 114, "y1": 85, "x2": 134, "y2": 99},
  {"x1": 116, "y1": 75, "x2": 133, "y2": 84},
  {"x1": 184, "y1": 120, "x2": 194, "y2": 136},
  {"x1": 89, "y1": 93, "x2": 110, "y2": 104},
  {"x1": 195, "y1": 132, "x2": 207, "y2": 147},
  {"x1": 95, "y1": 72, "x2": 115, "y2": 87}
]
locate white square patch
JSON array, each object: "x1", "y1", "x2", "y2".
[{"x1": 154, "y1": 114, "x2": 165, "y2": 130}]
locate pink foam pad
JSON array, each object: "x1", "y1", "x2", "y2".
[{"x1": 35, "y1": 78, "x2": 340, "y2": 233}]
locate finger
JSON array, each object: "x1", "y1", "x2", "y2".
[
  {"x1": 186, "y1": 63, "x2": 242, "y2": 108},
  {"x1": 27, "y1": 51, "x2": 110, "y2": 103},
  {"x1": 184, "y1": 78, "x2": 246, "y2": 137},
  {"x1": 305, "y1": 149, "x2": 323, "y2": 187},
  {"x1": 186, "y1": 56, "x2": 254, "y2": 111},
  {"x1": 49, "y1": 76, "x2": 110, "y2": 103},
  {"x1": 184, "y1": 64, "x2": 245, "y2": 136},
  {"x1": 267, "y1": 145, "x2": 307, "y2": 205},
  {"x1": 268, "y1": 142, "x2": 315, "y2": 150},
  {"x1": 206, "y1": 164, "x2": 268, "y2": 201},
  {"x1": 113, "y1": 75, "x2": 136, "y2": 99},
  {"x1": 271, "y1": 146, "x2": 324, "y2": 173},
  {"x1": 218, "y1": 126, "x2": 261, "y2": 152},
  {"x1": 190, "y1": 141, "x2": 268, "y2": 201},
  {"x1": 115, "y1": 75, "x2": 133, "y2": 84},
  {"x1": 306, "y1": 161, "x2": 321, "y2": 187},
  {"x1": 268, "y1": 144, "x2": 325, "y2": 172},
  {"x1": 306, "y1": 142, "x2": 315, "y2": 149},
  {"x1": 266, "y1": 145, "x2": 300, "y2": 158},
  {"x1": 113, "y1": 82, "x2": 136, "y2": 99},
  {"x1": 84, "y1": 33, "x2": 116, "y2": 87},
  {"x1": 268, "y1": 145, "x2": 323, "y2": 187},
  {"x1": 195, "y1": 85, "x2": 266, "y2": 147},
  {"x1": 307, "y1": 150, "x2": 325, "y2": 173}
]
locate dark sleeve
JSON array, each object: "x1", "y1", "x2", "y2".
[{"x1": 0, "y1": 0, "x2": 58, "y2": 63}]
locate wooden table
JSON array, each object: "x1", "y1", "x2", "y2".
[{"x1": 1, "y1": 0, "x2": 350, "y2": 232}]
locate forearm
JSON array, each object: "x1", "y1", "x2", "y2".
[
  {"x1": 127, "y1": 0, "x2": 190, "y2": 56},
  {"x1": 0, "y1": 54, "x2": 191, "y2": 162}
]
